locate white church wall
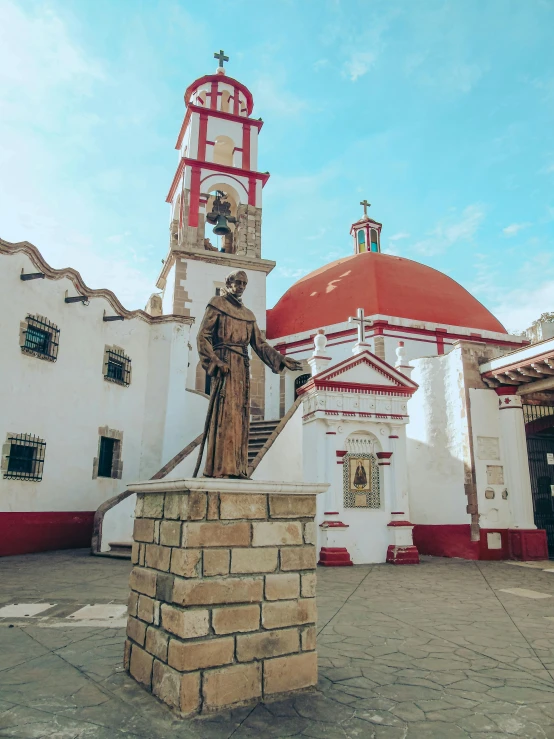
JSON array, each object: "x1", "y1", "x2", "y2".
[
  {"x1": 252, "y1": 404, "x2": 303, "y2": 482},
  {"x1": 0, "y1": 251, "x2": 190, "y2": 522},
  {"x1": 265, "y1": 371, "x2": 281, "y2": 420},
  {"x1": 101, "y1": 494, "x2": 136, "y2": 551},
  {"x1": 162, "y1": 263, "x2": 176, "y2": 315},
  {"x1": 469, "y1": 388, "x2": 512, "y2": 530},
  {"x1": 407, "y1": 350, "x2": 469, "y2": 525}
]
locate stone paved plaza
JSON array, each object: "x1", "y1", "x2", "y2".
[{"x1": 2, "y1": 551, "x2": 554, "y2": 738}]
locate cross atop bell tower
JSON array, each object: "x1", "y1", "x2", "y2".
[{"x1": 350, "y1": 199, "x2": 382, "y2": 254}]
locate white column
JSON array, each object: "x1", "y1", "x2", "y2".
[
  {"x1": 496, "y1": 390, "x2": 535, "y2": 529},
  {"x1": 324, "y1": 421, "x2": 339, "y2": 513}
]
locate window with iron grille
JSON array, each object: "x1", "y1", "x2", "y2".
[
  {"x1": 20, "y1": 315, "x2": 59, "y2": 362},
  {"x1": 103, "y1": 346, "x2": 131, "y2": 387},
  {"x1": 2, "y1": 434, "x2": 46, "y2": 481}
]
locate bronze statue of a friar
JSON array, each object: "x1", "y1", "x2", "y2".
[{"x1": 194, "y1": 270, "x2": 302, "y2": 479}]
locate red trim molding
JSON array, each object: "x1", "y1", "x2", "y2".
[
  {"x1": 166, "y1": 158, "x2": 270, "y2": 204},
  {"x1": 188, "y1": 166, "x2": 201, "y2": 227},
  {"x1": 185, "y1": 74, "x2": 254, "y2": 115},
  {"x1": 0, "y1": 512, "x2": 94, "y2": 557},
  {"x1": 242, "y1": 123, "x2": 251, "y2": 171}
]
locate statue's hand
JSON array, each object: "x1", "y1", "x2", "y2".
[
  {"x1": 216, "y1": 361, "x2": 230, "y2": 376},
  {"x1": 283, "y1": 357, "x2": 303, "y2": 372}
]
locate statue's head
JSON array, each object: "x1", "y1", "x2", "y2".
[{"x1": 225, "y1": 270, "x2": 248, "y2": 299}]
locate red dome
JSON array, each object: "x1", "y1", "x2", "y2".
[{"x1": 266, "y1": 252, "x2": 506, "y2": 339}]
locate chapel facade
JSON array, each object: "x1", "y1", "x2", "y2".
[{"x1": 1, "y1": 54, "x2": 553, "y2": 564}]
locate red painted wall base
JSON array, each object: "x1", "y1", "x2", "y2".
[
  {"x1": 0, "y1": 512, "x2": 94, "y2": 557},
  {"x1": 509, "y1": 529, "x2": 549, "y2": 560},
  {"x1": 386, "y1": 545, "x2": 420, "y2": 565},
  {"x1": 412, "y1": 524, "x2": 549, "y2": 561},
  {"x1": 318, "y1": 547, "x2": 353, "y2": 566}
]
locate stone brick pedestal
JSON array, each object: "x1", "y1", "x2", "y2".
[{"x1": 124, "y1": 478, "x2": 327, "y2": 716}]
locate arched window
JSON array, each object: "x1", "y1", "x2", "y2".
[
  {"x1": 212, "y1": 136, "x2": 234, "y2": 167},
  {"x1": 357, "y1": 230, "x2": 366, "y2": 253},
  {"x1": 370, "y1": 229, "x2": 379, "y2": 252},
  {"x1": 220, "y1": 91, "x2": 231, "y2": 113}
]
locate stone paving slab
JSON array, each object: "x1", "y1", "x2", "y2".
[{"x1": 1, "y1": 550, "x2": 554, "y2": 737}]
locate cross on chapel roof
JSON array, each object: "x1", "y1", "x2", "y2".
[
  {"x1": 348, "y1": 307, "x2": 372, "y2": 344},
  {"x1": 360, "y1": 199, "x2": 371, "y2": 218}
]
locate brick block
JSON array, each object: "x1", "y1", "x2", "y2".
[
  {"x1": 160, "y1": 520, "x2": 181, "y2": 547},
  {"x1": 304, "y1": 522, "x2": 317, "y2": 545},
  {"x1": 231, "y1": 547, "x2": 278, "y2": 574},
  {"x1": 135, "y1": 495, "x2": 144, "y2": 518},
  {"x1": 280, "y1": 546, "x2": 317, "y2": 571},
  {"x1": 133, "y1": 518, "x2": 155, "y2": 543},
  {"x1": 186, "y1": 522, "x2": 250, "y2": 547},
  {"x1": 152, "y1": 659, "x2": 180, "y2": 708},
  {"x1": 156, "y1": 573, "x2": 174, "y2": 603},
  {"x1": 236, "y1": 627, "x2": 299, "y2": 662},
  {"x1": 153, "y1": 520, "x2": 161, "y2": 544},
  {"x1": 202, "y1": 662, "x2": 261, "y2": 711},
  {"x1": 269, "y1": 495, "x2": 316, "y2": 518},
  {"x1": 252, "y1": 522, "x2": 302, "y2": 547},
  {"x1": 301, "y1": 572, "x2": 317, "y2": 597},
  {"x1": 145, "y1": 544, "x2": 171, "y2": 572},
  {"x1": 301, "y1": 625, "x2": 316, "y2": 651},
  {"x1": 220, "y1": 493, "x2": 267, "y2": 519},
  {"x1": 128, "y1": 590, "x2": 139, "y2": 617},
  {"x1": 142, "y1": 494, "x2": 165, "y2": 518},
  {"x1": 207, "y1": 492, "x2": 219, "y2": 520},
  {"x1": 129, "y1": 644, "x2": 153, "y2": 688},
  {"x1": 189, "y1": 491, "x2": 207, "y2": 520},
  {"x1": 265, "y1": 573, "x2": 300, "y2": 601},
  {"x1": 170, "y1": 549, "x2": 200, "y2": 578},
  {"x1": 131, "y1": 542, "x2": 140, "y2": 564},
  {"x1": 129, "y1": 567, "x2": 157, "y2": 597},
  {"x1": 145, "y1": 626, "x2": 168, "y2": 661},
  {"x1": 138, "y1": 544, "x2": 146, "y2": 567},
  {"x1": 164, "y1": 493, "x2": 188, "y2": 520},
  {"x1": 137, "y1": 595, "x2": 154, "y2": 623},
  {"x1": 168, "y1": 636, "x2": 234, "y2": 672},
  {"x1": 262, "y1": 598, "x2": 317, "y2": 629},
  {"x1": 161, "y1": 604, "x2": 209, "y2": 639},
  {"x1": 127, "y1": 616, "x2": 146, "y2": 645},
  {"x1": 180, "y1": 671, "x2": 200, "y2": 715},
  {"x1": 203, "y1": 549, "x2": 230, "y2": 576},
  {"x1": 212, "y1": 604, "x2": 260, "y2": 634},
  {"x1": 264, "y1": 651, "x2": 317, "y2": 695},
  {"x1": 173, "y1": 577, "x2": 263, "y2": 606}
]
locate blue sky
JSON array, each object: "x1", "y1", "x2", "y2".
[{"x1": 1, "y1": 0, "x2": 553, "y2": 332}]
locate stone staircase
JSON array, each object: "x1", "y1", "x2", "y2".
[
  {"x1": 247, "y1": 419, "x2": 280, "y2": 468},
  {"x1": 103, "y1": 419, "x2": 281, "y2": 559}
]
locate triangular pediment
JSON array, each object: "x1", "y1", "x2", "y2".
[{"x1": 313, "y1": 350, "x2": 418, "y2": 391}]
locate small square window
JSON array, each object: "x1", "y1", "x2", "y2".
[
  {"x1": 21, "y1": 316, "x2": 59, "y2": 362},
  {"x1": 98, "y1": 437, "x2": 116, "y2": 478},
  {"x1": 104, "y1": 348, "x2": 131, "y2": 387},
  {"x1": 3, "y1": 434, "x2": 46, "y2": 481}
]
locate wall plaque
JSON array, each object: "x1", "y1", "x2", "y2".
[
  {"x1": 477, "y1": 436, "x2": 500, "y2": 460},
  {"x1": 486, "y1": 465, "x2": 504, "y2": 485},
  {"x1": 343, "y1": 453, "x2": 380, "y2": 508}
]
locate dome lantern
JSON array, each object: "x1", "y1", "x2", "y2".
[{"x1": 350, "y1": 199, "x2": 382, "y2": 254}]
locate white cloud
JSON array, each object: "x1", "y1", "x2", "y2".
[
  {"x1": 251, "y1": 73, "x2": 307, "y2": 118},
  {"x1": 502, "y1": 222, "x2": 531, "y2": 237},
  {"x1": 389, "y1": 232, "x2": 410, "y2": 241},
  {"x1": 413, "y1": 204, "x2": 485, "y2": 256},
  {"x1": 277, "y1": 267, "x2": 310, "y2": 280},
  {"x1": 491, "y1": 280, "x2": 554, "y2": 333},
  {"x1": 343, "y1": 51, "x2": 378, "y2": 82}
]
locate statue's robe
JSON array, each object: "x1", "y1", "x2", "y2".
[{"x1": 197, "y1": 293, "x2": 285, "y2": 478}]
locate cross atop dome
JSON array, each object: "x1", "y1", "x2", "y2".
[
  {"x1": 214, "y1": 49, "x2": 229, "y2": 74},
  {"x1": 360, "y1": 199, "x2": 371, "y2": 219}
]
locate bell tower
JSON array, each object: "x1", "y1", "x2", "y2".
[
  {"x1": 166, "y1": 49, "x2": 269, "y2": 258},
  {"x1": 350, "y1": 199, "x2": 382, "y2": 254},
  {"x1": 155, "y1": 52, "x2": 275, "y2": 416}
]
